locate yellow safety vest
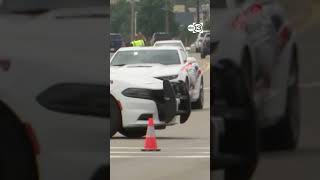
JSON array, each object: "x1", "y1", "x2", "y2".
[{"x1": 131, "y1": 39, "x2": 145, "y2": 47}]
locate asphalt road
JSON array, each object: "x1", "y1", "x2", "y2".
[{"x1": 110, "y1": 52, "x2": 211, "y2": 180}]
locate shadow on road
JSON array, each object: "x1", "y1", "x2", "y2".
[{"x1": 192, "y1": 107, "x2": 210, "y2": 112}]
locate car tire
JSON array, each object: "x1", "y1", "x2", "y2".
[
  {"x1": 119, "y1": 128, "x2": 146, "y2": 138},
  {"x1": 110, "y1": 96, "x2": 121, "y2": 137},
  {"x1": 261, "y1": 50, "x2": 300, "y2": 151},
  {"x1": 216, "y1": 54, "x2": 258, "y2": 180},
  {"x1": 0, "y1": 109, "x2": 38, "y2": 180},
  {"x1": 201, "y1": 51, "x2": 205, "y2": 59},
  {"x1": 192, "y1": 78, "x2": 204, "y2": 109}
]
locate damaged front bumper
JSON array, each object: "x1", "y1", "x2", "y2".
[{"x1": 121, "y1": 80, "x2": 191, "y2": 124}]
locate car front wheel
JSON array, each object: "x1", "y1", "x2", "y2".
[
  {"x1": 119, "y1": 128, "x2": 147, "y2": 138},
  {"x1": 110, "y1": 96, "x2": 121, "y2": 137},
  {"x1": 0, "y1": 109, "x2": 38, "y2": 180},
  {"x1": 192, "y1": 78, "x2": 204, "y2": 109}
]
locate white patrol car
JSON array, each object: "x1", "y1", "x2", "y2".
[
  {"x1": 212, "y1": 0, "x2": 300, "y2": 179},
  {"x1": 110, "y1": 46, "x2": 204, "y2": 137}
]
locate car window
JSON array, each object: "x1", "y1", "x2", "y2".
[
  {"x1": 111, "y1": 50, "x2": 181, "y2": 66},
  {"x1": 111, "y1": 34, "x2": 122, "y2": 41},
  {"x1": 155, "y1": 33, "x2": 170, "y2": 40}
]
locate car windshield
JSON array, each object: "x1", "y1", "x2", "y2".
[
  {"x1": 154, "y1": 43, "x2": 183, "y2": 49},
  {"x1": 111, "y1": 50, "x2": 180, "y2": 66}
]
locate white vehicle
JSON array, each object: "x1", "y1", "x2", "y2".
[
  {"x1": 212, "y1": 0, "x2": 300, "y2": 179},
  {"x1": 195, "y1": 30, "x2": 210, "y2": 52},
  {"x1": 110, "y1": 47, "x2": 204, "y2": 137},
  {"x1": 153, "y1": 40, "x2": 189, "y2": 54},
  {"x1": 0, "y1": 2, "x2": 108, "y2": 180}
]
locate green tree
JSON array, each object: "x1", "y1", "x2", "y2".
[
  {"x1": 110, "y1": 0, "x2": 131, "y2": 39},
  {"x1": 136, "y1": 0, "x2": 179, "y2": 39}
]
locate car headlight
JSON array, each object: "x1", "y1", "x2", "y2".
[
  {"x1": 155, "y1": 75, "x2": 178, "y2": 81},
  {"x1": 122, "y1": 88, "x2": 155, "y2": 100}
]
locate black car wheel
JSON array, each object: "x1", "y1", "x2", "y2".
[
  {"x1": 214, "y1": 52, "x2": 259, "y2": 180},
  {"x1": 110, "y1": 96, "x2": 121, "y2": 137},
  {"x1": 0, "y1": 108, "x2": 38, "y2": 180},
  {"x1": 119, "y1": 128, "x2": 146, "y2": 138},
  {"x1": 201, "y1": 51, "x2": 206, "y2": 59},
  {"x1": 192, "y1": 78, "x2": 204, "y2": 109}
]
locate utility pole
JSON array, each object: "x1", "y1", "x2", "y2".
[
  {"x1": 130, "y1": 0, "x2": 135, "y2": 40},
  {"x1": 134, "y1": 11, "x2": 138, "y2": 35},
  {"x1": 196, "y1": 0, "x2": 200, "y2": 23},
  {"x1": 165, "y1": 0, "x2": 169, "y2": 33}
]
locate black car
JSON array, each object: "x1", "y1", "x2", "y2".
[
  {"x1": 110, "y1": 33, "x2": 124, "y2": 52},
  {"x1": 150, "y1": 32, "x2": 171, "y2": 45},
  {"x1": 200, "y1": 33, "x2": 210, "y2": 59}
]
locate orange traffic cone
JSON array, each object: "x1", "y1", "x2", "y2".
[{"x1": 141, "y1": 118, "x2": 161, "y2": 151}]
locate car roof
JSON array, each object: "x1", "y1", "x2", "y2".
[
  {"x1": 154, "y1": 40, "x2": 183, "y2": 44},
  {"x1": 118, "y1": 46, "x2": 181, "y2": 51}
]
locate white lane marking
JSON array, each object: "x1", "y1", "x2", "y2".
[
  {"x1": 111, "y1": 155, "x2": 210, "y2": 159},
  {"x1": 111, "y1": 147, "x2": 210, "y2": 150},
  {"x1": 111, "y1": 151, "x2": 210, "y2": 154},
  {"x1": 299, "y1": 82, "x2": 320, "y2": 88}
]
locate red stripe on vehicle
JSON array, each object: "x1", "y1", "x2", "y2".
[{"x1": 24, "y1": 123, "x2": 40, "y2": 155}]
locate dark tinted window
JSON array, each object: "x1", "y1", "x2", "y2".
[
  {"x1": 111, "y1": 34, "x2": 122, "y2": 41},
  {"x1": 154, "y1": 33, "x2": 170, "y2": 40}
]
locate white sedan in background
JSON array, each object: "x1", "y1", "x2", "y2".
[{"x1": 153, "y1": 40, "x2": 192, "y2": 56}]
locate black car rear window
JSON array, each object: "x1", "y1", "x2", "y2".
[
  {"x1": 111, "y1": 34, "x2": 122, "y2": 40},
  {"x1": 155, "y1": 34, "x2": 170, "y2": 39}
]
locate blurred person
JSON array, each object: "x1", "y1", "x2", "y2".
[
  {"x1": 130, "y1": 34, "x2": 145, "y2": 47},
  {"x1": 138, "y1": 32, "x2": 147, "y2": 45}
]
